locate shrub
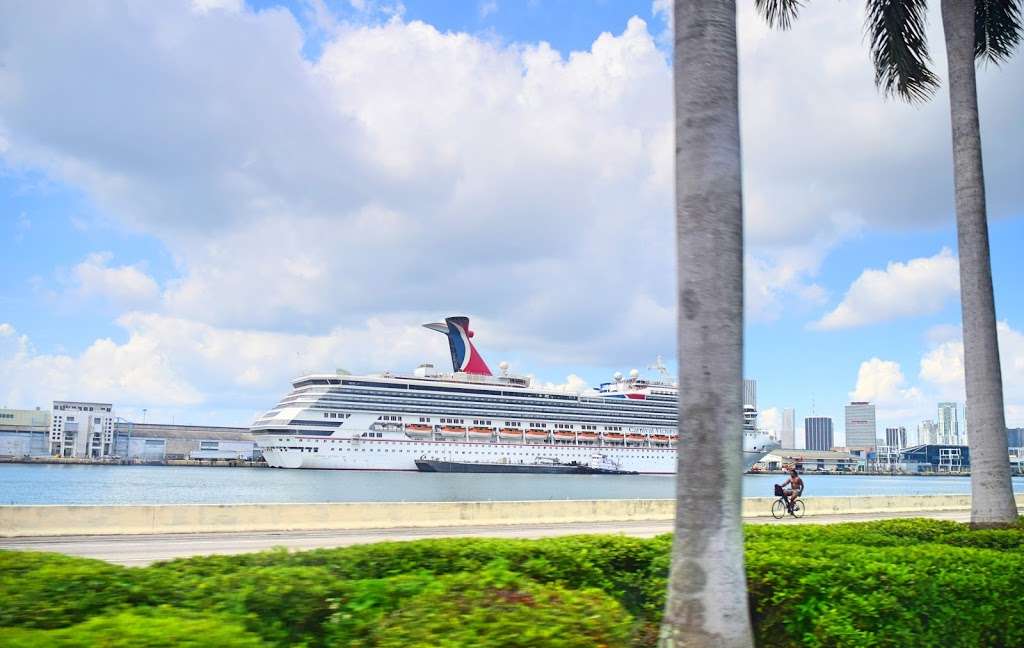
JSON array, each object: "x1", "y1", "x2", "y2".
[
  {"x1": 746, "y1": 539, "x2": 1024, "y2": 647},
  {"x1": 348, "y1": 565, "x2": 634, "y2": 648},
  {"x1": 0, "y1": 551, "x2": 149, "y2": 629},
  {"x1": 0, "y1": 608, "x2": 267, "y2": 647}
]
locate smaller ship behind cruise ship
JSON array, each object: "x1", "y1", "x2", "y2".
[{"x1": 250, "y1": 316, "x2": 779, "y2": 474}]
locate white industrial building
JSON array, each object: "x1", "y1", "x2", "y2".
[
  {"x1": 49, "y1": 401, "x2": 115, "y2": 458},
  {"x1": 0, "y1": 408, "x2": 51, "y2": 457}
]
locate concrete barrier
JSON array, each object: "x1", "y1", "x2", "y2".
[{"x1": 1, "y1": 494, "x2": 1021, "y2": 537}]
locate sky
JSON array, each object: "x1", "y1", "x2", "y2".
[{"x1": 0, "y1": 0, "x2": 1022, "y2": 445}]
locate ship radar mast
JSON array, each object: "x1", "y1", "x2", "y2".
[{"x1": 647, "y1": 355, "x2": 673, "y2": 384}]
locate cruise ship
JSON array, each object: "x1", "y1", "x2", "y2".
[{"x1": 251, "y1": 316, "x2": 778, "y2": 473}]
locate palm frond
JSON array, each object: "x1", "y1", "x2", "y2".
[
  {"x1": 865, "y1": 0, "x2": 940, "y2": 102},
  {"x1": 755, "y1": 0, "x2": 804, "y2": 29},
  {"x1": 975, "y1": 0, "x2": 1023, "y2": 64}
]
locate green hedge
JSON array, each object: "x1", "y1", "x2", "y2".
[{"x1": 2, "y1": 517, "x2": 1023, "y2": 647}]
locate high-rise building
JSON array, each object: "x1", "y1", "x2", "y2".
[
  {"x1": 918, "y1": 419, "x2": 938, "y2": 445},
  {"x1": 742, "y1": 379, "x2": 757, "y2": 432},
  {"x1": 781, "y1": 408, "x2": 795, "y2": 449},
  {"x1": 48, "y1": 401, "x2": 115, "y2": 458},
  {"x1": 885, "y1": 426, "x2": 908, "y2": 449},
  {"x1": 805, "y1": 417, "x2": 834, "y2": 451},
  {"x1": 845, "y1": 402, "x2": 877, "y2": 450},
  {"x1": 938, "y1": 402, "x2": 960, "y2": 445}
]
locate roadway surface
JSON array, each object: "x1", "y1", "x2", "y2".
[{"x1": 0, "y1": 509, "x2": 992, "y2": 566}]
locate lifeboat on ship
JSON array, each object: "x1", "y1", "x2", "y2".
[
  {"x1": 404, "y1": 423, "x2": 433, "y2": 438},
  {"x1": 651, "y1": 434, "x2": 670, "y2": 445},
  {"x1": 553, "y1": 430, "x2": 575, "y2": 442},
  {"x1": 626, "y1": 433, "x2": 646, "y2": 444},
  {"x1": 525, "y1": 429, "x2": 548, "y2": 442},
  {"x1": 603, "y1": 433, "x2": 625, "y2": 443},
  {"x1": 468, "y1": 426, "x2": 493, "y2": 440},
  {"x1": 498, "y1": 428, "x2": 523, "y2": 440},
  {"x1": 578, "y1": 432, "x2": 598, "y2": 443},
  {"x1": 438, "y1": 426, "x2": 467, "y2": 439}
]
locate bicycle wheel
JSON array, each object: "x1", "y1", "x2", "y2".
[
  {"x1": 771, "y1": 498, "x2": 788, "y2": 519},
  {"x1": 790, "y1": 499, "x2": 805, "y2": 518}
]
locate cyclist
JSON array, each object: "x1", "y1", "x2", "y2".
[{"x1": 779, "y1": 469, "x2": 804, "y2": 512}]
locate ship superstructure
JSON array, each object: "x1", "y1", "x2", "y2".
[{"x1": 251, "y1": 316, "x2": 778, "y2": 473}]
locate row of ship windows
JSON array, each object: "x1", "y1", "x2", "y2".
[
  {"x1": 299, "y1": 401, "x2": 659, "y2": 427},
  {"x1": 282, "y1": 388, "x2": 676, "y2": 413},
  {"x1": 272, "y1": 438, "x2": 671, "y2": 456},
  {"x1": 332, "y1": 414, "x2": 627, "y2": 432},
  {"x1": 292, "y1": 398, "x2": 674, "y2": 425},
  {"x1": 277, "y1": 443, "x2": 673, "y2": 458}
]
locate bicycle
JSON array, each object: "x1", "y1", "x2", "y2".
[{"x1": 771, "y1": 484, "x2": 805, "y2": 519}]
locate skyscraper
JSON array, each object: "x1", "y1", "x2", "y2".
[
  {"x1": 781, "y1": 408, "x2": 795, "y2": 449},
  {"x1": 938, "y1": 402, "x2": 960, "y2": 445},
  {"x1": 742, "y1": 379, "x2": 757, "y2": 432},
  {"x1": 845, "y1": 402, "x2": 877, "y2": 450},
  {"x1": 885, "y1": 426, "x2": 907, "y2": 449},
  {"x1": 805, "y1": 417, "x2": 833, "y2": 451},
  {"x1": 918, "y1": 419, "x2": 938, "y2": 445}
]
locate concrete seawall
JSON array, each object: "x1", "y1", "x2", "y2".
[{"x1": 2, "y1": 494, "x2": 1022, "y2": 537}]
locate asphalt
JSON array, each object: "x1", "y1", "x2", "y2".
[{"x1": 0, "y1": 508, "x2": 991, "y2": 566}]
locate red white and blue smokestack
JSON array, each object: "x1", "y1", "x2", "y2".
[{"x1": 423, "y1": 316, "x2": 492, "y2": 376}]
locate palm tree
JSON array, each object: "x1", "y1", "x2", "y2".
[
  {"x1": 757, "y1": 0, "x2": 1021, "y2": 527},
  {"x1": 660, "y1": 0, "x2": 755, "y2": 646}
]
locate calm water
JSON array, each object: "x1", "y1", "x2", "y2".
[{"x1": 2, "y1": 464, "x2": 1023, "y2": 505}]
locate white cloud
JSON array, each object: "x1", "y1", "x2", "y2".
[
  {"x1": 918, "y1": 321, "x2": 1024, "y2": 426},
  {"x1": 190, "y1": 0, "x2": 242, "y2": 14},
  {"x1": 68, "y1": 252, "x2": 159, "y2": 306},
  {"x1": 533, "y1": 374, "x2": 594, "y2": 395},
  {"x1": 813, "y1": 249, "x2": 960, "y2": 330},
  {"x1": 849, "y1": 357, "x2": 926, "y2": 426},
  {"x1": 0, "y1": 313, "x2": 456, "y2": 422},
  {"x1": 759, "y1": 406, "x2": 781, "y2": 435}
]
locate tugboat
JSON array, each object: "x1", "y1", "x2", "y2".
[{"x1": 415, "y1": 454, "x2": 638, "y2": 475}]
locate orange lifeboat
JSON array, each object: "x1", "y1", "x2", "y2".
[
  {"x1": 578, "y1": 432, "x2": 598, "y2": 443},
  {"x1": 553, "y1": 430, "x2": 575, "y2": 441},
  {"x1": 498, "y1": 428, "x2": 522, "y2": 440},
  {"x1": 525, "y1": 429, "x2": 548, "y2": 441},
  {"x1": 604, "y1": 433, "x2": 625, "y2": 443},
  {"x1": 468, "y1": 426, "x2": 493, "y2": 440},
  {"x1": 626, "y1": 434, "x2": 646, "y2": 443},
  {"x1": 438, "y1": 426, "x2": 466, "y2": 438},
  {"x1": 651, "y1": 434, "x2": 670, "y2": 445},
  {"x1": 404, "y1": 423, "x2": 432, "y2": 438}
]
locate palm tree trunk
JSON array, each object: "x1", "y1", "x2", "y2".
[
  {"x1": 661, "y1": 0, "x2": 753, "y2": 645},
  {"x1": 940, "y1": 0, "x2": 1018, "y2": 527}
]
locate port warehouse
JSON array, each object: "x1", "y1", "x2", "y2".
[{"x1": 0, "y1": 405, "x2": 257, "y2": 462}]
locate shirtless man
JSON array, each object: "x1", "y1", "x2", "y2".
[{"x1": 779, "y1": 469, "x2": 804, "y2": 512}]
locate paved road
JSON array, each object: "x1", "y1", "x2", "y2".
[{"x1": 0, "y1": 509, "x2": 992, "y2": 566}]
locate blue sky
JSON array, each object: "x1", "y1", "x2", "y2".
[{"x1": 1, "y1": 0, "x2": 1022, "y2": 444}]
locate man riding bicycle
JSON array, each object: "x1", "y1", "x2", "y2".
[{"x1": 779, "y1": 469, "x2": 803, "y2": 512}]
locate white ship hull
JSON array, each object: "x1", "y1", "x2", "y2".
[{"x1": 258, "y1": 433, "x2": 772, "y2": 474}]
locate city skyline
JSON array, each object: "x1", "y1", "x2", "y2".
[{"x1": 0, "y1": 0, "x2": 1022, "y2": 433}]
